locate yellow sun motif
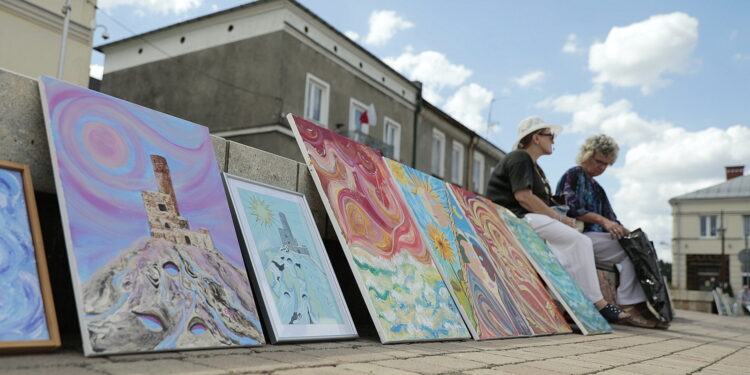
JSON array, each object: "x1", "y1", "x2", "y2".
[
  {"x1": 389, "y1": 162, "x2": 410, "y2": 185},
  {"x1": 248, "y1": 196, "x2": 276, "y2": 228},
  {"x1": 427, "y1": 223, "x2": 453, "y2": 260}
]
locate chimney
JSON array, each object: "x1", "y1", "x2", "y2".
[{"x1": 725, "y1": 165, "x2": 744, "y2": 180}]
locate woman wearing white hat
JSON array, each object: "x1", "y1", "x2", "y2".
[{"x1": 486, "y1": 116, "x2": 630, "y2": 323}]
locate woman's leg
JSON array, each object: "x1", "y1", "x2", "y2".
[
  {"x1": 524, "y1": 214, "x2": 603, "y2": 303},
  {"x1": 585, "y1": 232, "x2": 647, "y2": 305}
]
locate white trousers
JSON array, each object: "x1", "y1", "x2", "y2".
[
  {"x1": 524, "y1": 214, "x2": 603, "y2": 303},
  {"x1": 585, "y1": 232, "x2": 647, "y2": 305}
]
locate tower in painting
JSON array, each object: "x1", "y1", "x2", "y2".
[
  {"x1": 277, "y1": 212, "x2": 309, "y2": 255},
  {"x1": 141, "y1": 155, "x2": 215, "y2": 250}
]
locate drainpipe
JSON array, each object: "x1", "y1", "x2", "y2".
[
  {"x1": 466, "y1": 135, "x2": 478, "y2": 190},
  {"x1": 411, "y1": 81, "x2": 423, "y2": 168},
  {"x1": 57, "y1": 0, "x2": 73, "y2": 79}
]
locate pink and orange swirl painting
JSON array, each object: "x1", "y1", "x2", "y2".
[
  {"x1": 288, "y1": 115, "x2": 469, "y2": 343},
  {"x1": 446, "y1": 184, "x2": 571, "y2": 335}
]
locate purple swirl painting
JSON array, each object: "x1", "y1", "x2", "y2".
[
  {"x1": 39, "y1": 76, "x2": 264, "y2": 355},
  {"x1": 0, "y1": 168, "x2": 49, "y2": 342}
]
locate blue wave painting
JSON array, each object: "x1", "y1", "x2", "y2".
[
  {"x1": 0, "y1": 169, "x2": 50, "y2": 341},
  {"x1": 498, "y1": 209, "x2": 612, "y2": 335}
]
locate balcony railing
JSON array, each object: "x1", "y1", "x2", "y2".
[{"x1": 337, "y1": 129, "x2": 395, "y2": 159}]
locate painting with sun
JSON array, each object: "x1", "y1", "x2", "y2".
[
  {"x1": 39, "y1": 76, "x2": 265, "y2": 356},
  {"x1": 223, "y1": 174, "x2": 357, "y2": 343},
  {"x1": 386, "y1": 159, "x2": 536, "y2": 340},
  {"x1": 288, "y1": 114, "x2": 470, "y2": 343}
]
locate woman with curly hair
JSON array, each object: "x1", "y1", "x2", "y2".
[{"x1": 556, "y1": 134, "x2": 666, "y2": 328}]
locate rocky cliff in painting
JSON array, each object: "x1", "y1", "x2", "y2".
[{"x1": 82, "y1": 238, "x2": 264, "y2": 353}]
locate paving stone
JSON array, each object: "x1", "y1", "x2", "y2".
[
  {"x1": 489, "y1": 363, "x2": 569, "y2": 374},
  {"x1": 181, "y1": 348, "x2": 255, "y2": 357},
  {"x1": 253, "y1": 351, "x2": 339, "y2": 367},
  {"x1": 337, "y1": 362, "x2": 421, "y2": 375},
  {"x1": 374, "y1": 355, "x2": 484, "y2": 374},
  {"x1": 349, "y1": 345, "x2": 422, "y2": 359},
  {"x1": 92, "y1": 359, "x2": 224, "y2": 375},
  {"x1": 299, "y1": 347, "x2": 393, "y2": 363},
  {"x1": 613, "y1": 362, "x2": 688, "y2": 375},
  {"x1": 106, "y1": 351, "x2": 185, "y2": 362},
  {"x1": 446, "y1": 351, "x2": 520, "y2": 366},
  {"x1": 185, "y1": 354, "x2": 291, "y2": 372},
  {"x1": 251, "y1": 344, "x2": 304, "y2": 353},
  {"x1": 272, "y1": 366, "x2": 359, "y2": 375},
  {"x1": 494, "y1": 348, "x2": 555, "y2": 361},
  {"x1": 2, "y1": 366, "x2": 107, "y2": 375},
  {"x1": 527, "y1": 358, "x2": 610, "y2": 374},
  {"x1": 0, "y1": 352, "x2": 108, "y2": 370}
]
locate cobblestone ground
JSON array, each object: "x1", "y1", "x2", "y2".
[{"x1": 2, "y1": 310, "x2": 748, "y2": 375}]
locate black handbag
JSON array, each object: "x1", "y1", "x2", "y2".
[{"x1": 618, "y1": 229, "x2": 674, "y2": 322}]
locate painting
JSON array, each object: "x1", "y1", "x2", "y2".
[
  {"x1": 446, "y1": 184, "x2": 571, "y2": 336},
  {"x1": 223, "y1": 173, "x2": 357, "y2": 343},
  {"x1": 39, "y1": 76, "x2": 264, "y2": 356},
  {"x1": 287, "y1": 114, "x2": 470, "y2": 343},
  {"x1": 0, "y1": 161, "x2": 60, "y2": 353},
  {"x1": 497, "y1": 207, "x2": 612, "y2": 335},
  {"x1": 386, "y1": 159, "x2": 534, "y2": 339}
]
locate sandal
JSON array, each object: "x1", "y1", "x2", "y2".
[
  {"x1": 621, "y1": 306, "x2": 657, "y2": 328},
  {"x1": 598, "y1": 303, "x2": 630, "y2": 323}
]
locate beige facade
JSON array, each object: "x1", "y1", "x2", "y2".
[
  {"x1": 0, "y1": 0, "x2": 96, "y2": 86},
  {"x1": 670, "y1": 171, "x2": 750, "y2": 312}
]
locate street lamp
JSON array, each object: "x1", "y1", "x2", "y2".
[
  {"x1": 717, "y1": 210, "x2": 727, "y2": 289},
  {"x1": 57, "y1": 0, "x2": 73, "y2": 79}
]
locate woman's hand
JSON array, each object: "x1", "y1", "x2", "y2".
[
  {"x1": 602, "y1": 220, "x2": 629, "y2": 240},
  {"x1": 559, "y1": 215, "x2": 576, "y2": 229}
]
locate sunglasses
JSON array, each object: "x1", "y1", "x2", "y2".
[{"x1": 537, "y1": 132, "x2": 555, "y2": 140}]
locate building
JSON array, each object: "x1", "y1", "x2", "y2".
[
  {"x1": 669, "y1": 165, "x2": 750, "y2": 312},
  {"x1": 142, "y1": 155, "x2": 215, "y2": 250},
  {"x1": 96, "y1": 0, "x2": 504, "y2": 194},
  {"x1": 0, "y1": 0, "x2": 97, "y2": 86}
]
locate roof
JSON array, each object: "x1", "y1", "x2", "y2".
[
  {"x1": 94, "y1": 0, "x2": 506, "y2": 157},
  {"x1": 670, "y1": 174, "x2": 750, "y2": 202}
]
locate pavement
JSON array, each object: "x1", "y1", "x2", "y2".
[{"x1": 1, "y1": 309, "x2": 749, "y2": 375}]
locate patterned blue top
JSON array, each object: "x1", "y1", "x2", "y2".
[{"x1": 555, "y1": 166, "x2": 619, "y2": 233}]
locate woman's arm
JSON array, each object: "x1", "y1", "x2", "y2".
[
  {"x1": 515, "y1": 188, "x2": 576, "y2": 228},
  {"x1": 576, "y1": 212, "x2": 629, "y2": 238}
]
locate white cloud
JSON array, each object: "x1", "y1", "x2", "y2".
[
  {"x1": 444, "y1": 83, "x2": 494, "y2": 134},
  {"x1": 344, "y1": 31, "x2": 360, "y2": 42},
  {"x1": 98, "y1": 0, "x2": 202, "y2": 15},
  {"x1": 384, "y1": 47, "x2": 472, "y2": 105},
  {"x1": 512, "y1": 71, "x2": 546, "y2": 88},
  {"x1": 90, "y1": 64, "x2": 103, "y2": 80},
  {"x1": 540, "y1": 89, "x2": 750, "y2": 262},
  {"x1": 562, "y1": 34, "x2": 582, "y2": 54},
  {"x1": 364, "y1": 10, "x2": 413, "y2": 46},
  {"x1": 589, "y1": 12, "x2": 699, "y2": 94}
]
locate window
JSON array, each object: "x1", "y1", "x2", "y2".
[
  {"x1": 184, "y1": 236, "x2": 192, "y2": 245},
  {"x1": 158, "y1": 203, "x2": 167, "y2": 212},
  {"x1": 349, "y1": 98, "x2": 369, "y2": 135},
  {"x1": 431, "y1": 129, "x2": 446, "y2": 177},
  {"x1": 383, "y1": 117, "x2": 401, "y2": 160},
  {"x1": 744, "y1": 215, "x2": 750, "y2": 239},
  {"x1": 686, "y1": 254, "x2": 727, "y2": 290},
  {"x1": 304, "y1": 73, "x2": 330, "y2": 126},
  {"x1": 451, "y1": 141, "x2": 464, "y2": 185},
  {"x1": 472, "y1": 152, "x2": 485, "y2": 194},
  {"x1": 700, "y1": 215, "x2": 718, "y2": 238}
]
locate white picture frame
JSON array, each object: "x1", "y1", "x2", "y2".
[{"x1": 223, "y1": 173, "x2": 357, "y2": 343}]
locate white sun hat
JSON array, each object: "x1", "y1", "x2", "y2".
[{"x1": 512, "y1": 116, "x2": 563, "y2": 151}]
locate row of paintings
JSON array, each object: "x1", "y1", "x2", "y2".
[
  {"x1": 2, "y1": 76, "x2": 608, "y2": 356},
  {"x1": 287, "y1": 114, "x2": 612, "y2": 342}
]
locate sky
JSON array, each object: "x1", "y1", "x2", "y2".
[{"x1": 89, "y1": 0, "x2": 750, "y2": 262}]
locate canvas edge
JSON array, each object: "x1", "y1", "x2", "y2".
[
  {"x1": 222, "y1": 172, "x2": 358, "y2": 344},
  {"x1": 495, "y1": 206, "x2": 612, "y2": 335},
  {"x1": 381, "y1": 158, "x2": 479, "y2": 341},
  {"x1": 0, "y1": 160, "x2": 61, "y2": 353},
  {"x1": 37, "y1": 75, "x2": 98, "y2": 356}
]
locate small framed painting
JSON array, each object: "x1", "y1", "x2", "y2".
[
  {"x1": 223, "y1": 173, "x2": 357, "y2": 343},
  {"x1": 0, "y1": 160, "x2": 61, "y2": 352}
]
